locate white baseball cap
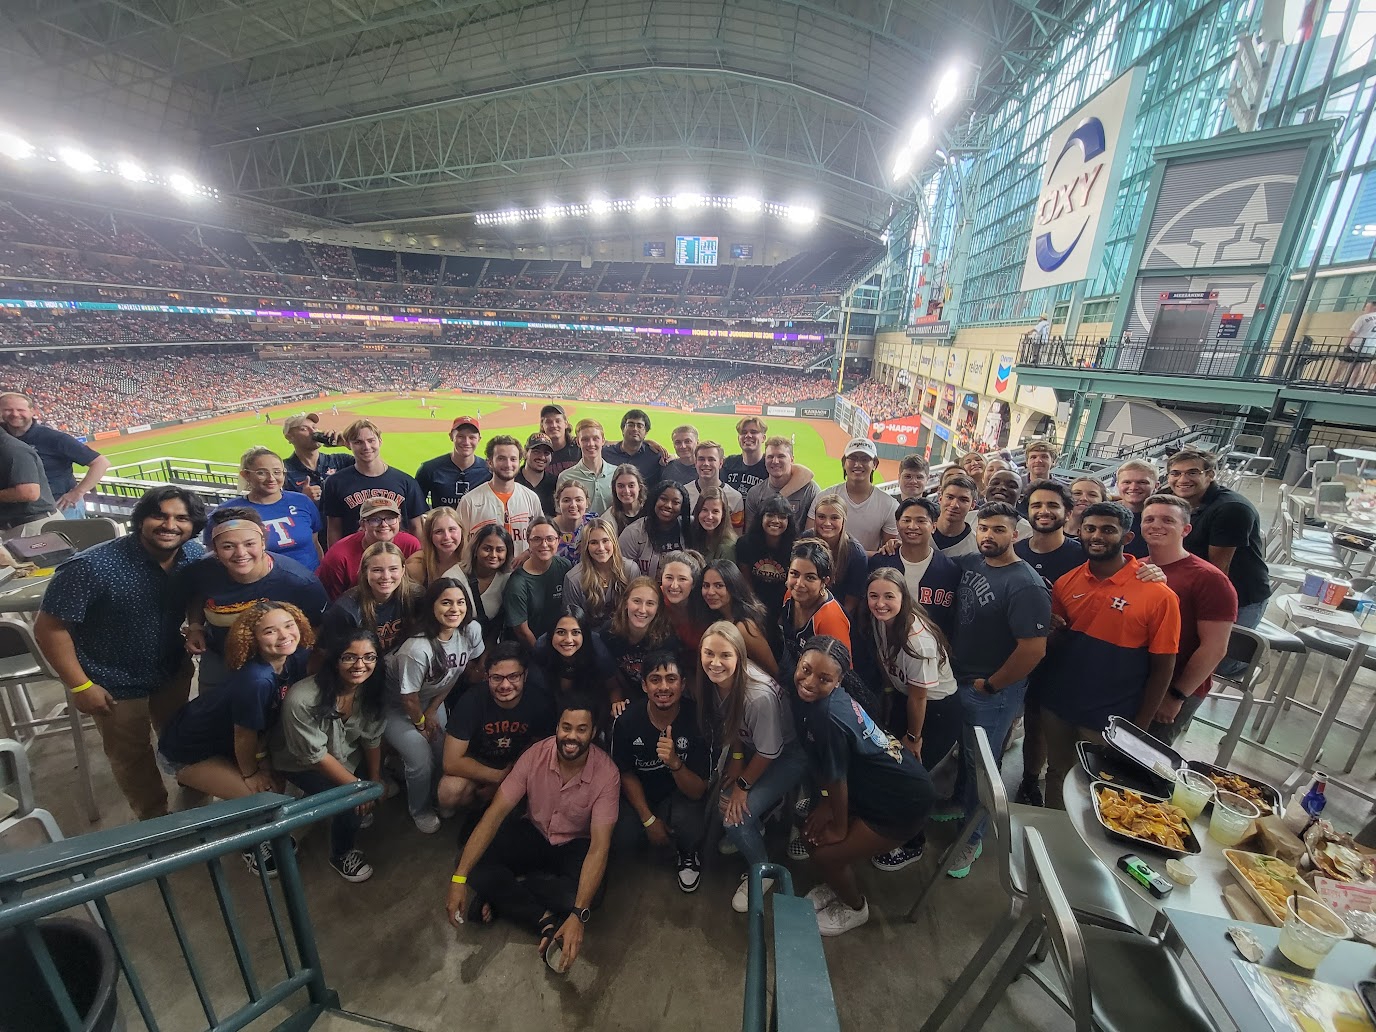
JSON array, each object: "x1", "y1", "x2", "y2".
[{"x1": 844, "y1": 438, "x2": 878, "y2": 460}]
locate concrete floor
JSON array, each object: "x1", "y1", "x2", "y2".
[{"x1": 8, "y1": 477, "x2": 1376, "y2": 1031}]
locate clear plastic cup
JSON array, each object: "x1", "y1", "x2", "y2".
[
  {"x1": 1278, "y1": 895, "x2": 1350, "y2": 968},
  {"x1": 1170, "y1": 769, "x2": 1215, "y2": 820},
  {"x1": 1207, "y1": 790, "x2": 1261, "y2": 846}
]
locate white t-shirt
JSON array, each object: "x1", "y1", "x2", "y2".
[
  {"x1": 1349, "y1": 312, "x2": 1376, "y2": 356},
  {"x1": 454, "y1": 481, "x2": 544, "y2": 558},
  {"x1": 808, "y1": 485, "x2": 898, "y2": 552},
  {"x1": 387, "y1": 622, "x2": 485, "y2": 709},
  {"x1": 899, "y1": 551, "x2": 933, "y2": 602},
  {"x1": 683, "y1": 480, "x2": 746, "y2": 532},
  {"x1": 876, "y1": 622, "x2": 956, "y2": 701}
]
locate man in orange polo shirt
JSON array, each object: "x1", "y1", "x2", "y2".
[{"x1": 1042, "y1": 501, "x2": 1180, "y2": 809}]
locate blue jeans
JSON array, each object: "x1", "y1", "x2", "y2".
[
  {"x1": 722, "y1": 741, "x2": 808, "y2": 866},
  {"x1": 1217, "y1": 599, "x2": 1267, "y2": 680},
  {"x1": 955, "y1": 678, "x2": 1028, "y2": 845}
]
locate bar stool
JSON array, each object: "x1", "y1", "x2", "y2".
[
  {"x1": 1256, "y1": 627, "x2": 1376, "y2": 774},
  {"x1": 1195, "y1": 623, "x2": 1304, "y2": 767}
]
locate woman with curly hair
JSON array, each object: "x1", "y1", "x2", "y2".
[
  {"x1": 158, "y1": 601, "x2": 315, "y2": 870},
  {"x1": 689, "y1": 486, "x2": 738, "y2": 563},
  {"x1": 609, "y1": 464, "x2": 647, "y2": 535},
  {"x1": 405, "y1": 506, "x2": 471, "y2": 591},
  {"x1": 320, "y1": 541, "x2": 419, "y2": 652},
  {"x1": 563, "y1": 517, "x2": 638, "y2": 624},
  {"x1": 618, "y1": 479, "x2": 688, "y2": 581},
  {"x1": 271, "y1": 629, "x2": 387, "y2": 883},
  {"x1": 385, "y1": 577, "x2": 485, "y2": 834}
]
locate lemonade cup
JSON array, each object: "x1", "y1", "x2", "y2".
[
  {"x1": 1207, "y1": 790, "x2": 1260, "y2": 846},
  {"x1": 1278, "y1": 895, "x2": 1350, "y2": 969},
  {"x1": 1170, "y1": 769, "x2": 1215, "y2": 819}
]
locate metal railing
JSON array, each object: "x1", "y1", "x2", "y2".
[
  {"x1": 742, "y1": 863, "x2": 840, "y2": 1032},
  {"x1": 1017, "y1": 334, "x2": 1376, "y2": 393},
  {"x1": 0, "y1": 783, "x2": 383, "y2": 1032}
]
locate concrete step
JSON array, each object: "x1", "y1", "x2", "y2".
[{"x1": 307, "y1": 1008, "x2": 427, "y2": 1032}]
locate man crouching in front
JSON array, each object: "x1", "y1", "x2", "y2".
[{"x1": 445, "y1": 696, "x2": 619, "y2": 973}]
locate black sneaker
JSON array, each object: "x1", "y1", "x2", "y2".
[
  {"x1": 1014, "y1": 780, "x2": 1044, "y2": 807},
  {"x1": 242, "y1": 843, "x2": 277, "y2": 878},
  {"x1": 329, "y1": 849, "x2": 374, "y2": 883},
  {"x1": 676, "y1": 850, "x2": 702, "y2": 893},
  {"x1": 871, "y1": 843, "x2": 925, "y2": 872}
]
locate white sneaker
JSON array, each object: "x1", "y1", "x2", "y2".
[
  {"x1": 816, "y1": 896, "x2": 870, "y2": 936},
  {"x1": 731, "y1": 872, "x2": 774, "y2": 914},
  {"x1": 805, "y1": 883, "x2": 840, "y2": 912},
  {"x1": 359, "y1": 811, "x2": 374, "y2": 830},
  {"x1": 413, "y1": 811, "x2": 441, "y2": 834}
]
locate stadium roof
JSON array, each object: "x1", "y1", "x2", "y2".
[{"x1": 1, "y1": 0, "x2": 1071, "y2": 242}]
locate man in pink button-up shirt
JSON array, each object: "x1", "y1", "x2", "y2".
[{"x1": 445, "y1": 694, "x2": 619, "y2": 973}]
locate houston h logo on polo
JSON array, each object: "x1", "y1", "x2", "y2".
[{"x1": 1034, "y1": 118, "x2": 1107, "y2": 273}]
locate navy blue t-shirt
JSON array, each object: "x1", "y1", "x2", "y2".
[
  {"x1": 282, "y1": 451, "x2": 354, "y2": 496},
  {"x1": 611, "y1": 695, "x2": 712, "y2": 805},
  {"x1": 180, "y1": 554, "x2": 329, "y2": 656},
  {"x1": 319, "y1": 464, "x2": 426, "y2": 538},
  {"x1": 444, "y1": 680, "x2": 556, "y2": 768},
  {"x1": 1014, "y1": 537, "x2": 1086, "y2": 592},
  {"x1": 414, "y1": 454, "x2": 492, "y2": 509},
  {"x1": 158, "y1": 650, "x2": 311, "y2": 764},
  {"x1": 797, "y1": 685, "x2": 933, "y2": 829},
  {"x1": 15, "y1": 423, "x2": 99, "y2": 496}
]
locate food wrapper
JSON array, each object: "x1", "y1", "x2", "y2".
[
  {"x1": 1253, "y1": 815, "x2": 1304, "y2": 866},
  {"x1": 1302, "y1": 820, "x2": 1376, "y2": 883}
]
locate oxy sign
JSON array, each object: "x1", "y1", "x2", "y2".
[{"x1": 1021, "y1": 68, "x2": 1143, "y2": 291}]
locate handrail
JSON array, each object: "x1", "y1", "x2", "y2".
[{"x1": 743, "y1": 862, "x2": 794, "y2": 1032}]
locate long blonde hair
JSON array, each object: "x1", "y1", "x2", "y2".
[
  {"x1": 352, "y1": 541, "x2": 419, "y2": 634},
  {"x1": 417, "y1": 507, "x2": 464, "y2": 583},
  {"x1": 812, "y1": 494, "x2": 854, "y2": 589},
  {"x1": 575, "y1": 517, "x2": 631, "y2": 620},
  {"x1": 699, "y1": 620, "x2": 750, "y2": 745}
]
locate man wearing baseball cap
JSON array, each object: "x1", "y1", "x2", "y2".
[
  {"x1": 316, "y1": 496, "x2": 422, "y2": 600},
  {"x1": 518, "y1": 432, "x2": 558, "y2": 516},
  {"x1": 281, "y1": 414, "x2": 354, "y2": 503},
  {"x1": 806, "y1": 438, "x2": 898, "y2": 554},
  {"x1": 539, "y1": 404, "x2": 582, "y2": 478},
  {"x1": 416, "y1": 415, "x2": 492, "y2": 510}
]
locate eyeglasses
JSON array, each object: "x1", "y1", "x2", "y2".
[
  {"x1": 623, "y1": 420, "x2": 647, "y2": 429},
  {"x1": 1166, "y1": 468, "x2": 1207, "y2": 479},
  {"x1": 363, "y1": 515, "x2": 400, "y2": 526},
  {"x1": 246, "y1": 468, "x2": 285, "y2": 479},
  {"x1": 340, "y1": 653, "x2": 378, "y2": 665},
  {"x1": 488, "y1": 672, "x2": 526, "y2": 686}
]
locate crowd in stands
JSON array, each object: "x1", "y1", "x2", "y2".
[
  {"x1": 0, "y1": 346, "x2": 837, "y2": 436},
  {"x1": 841, "y1": 380, "x2": 912, "y2": 420}
]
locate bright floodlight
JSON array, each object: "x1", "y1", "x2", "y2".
[
  {"x1": 673, "y1": 192, "x2": 702, "y2": 210},
  {"x1": 733, "y1": 195, "x2": 762, "y2": 217},
  {"x1": 785, "y1": 205, "x2": 817, "y2": 226},
  {"x1": 891, "y1": 148, "x2": 914, "y2": 182},
  {"x1": 932, "y1": 65, "x2": 962, "y2": 114},
  {"x1": 117, "y1": 161, "x2": 147, "y2": 182},
  {"x1": 0, "y1": 133, "x2": 34, "y2": 160},
  {"x1": 542, "y1": 203, "x2": 562, "y2": 221},
  {"x1": 908, "y1": 118, "x2": 932, "y2": 151},
  {"x1": 59, "y1": 147, "x2": 97, "y2": 173},
  {"x1": 634, "y1": 194, "x2": 656, "y2": 214},
  {"x1": 168, "y1": 172, "x2": 198, "y2": 195},
  {"x1": 589, "y1": 196, "x2": 610, "y2": 216}
]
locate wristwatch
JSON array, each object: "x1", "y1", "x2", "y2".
[
  {"x1": 736, "y1": 776, "x2": 752, "y2": 792},
  {"x1": 1166, "y1": 686, "x2": 1188, "y2": 701},
  {"x1": 575, "y1": 907, "x2": 591, "y2": 924}
]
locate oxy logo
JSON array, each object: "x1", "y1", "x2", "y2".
[
  {"x1": 1034, "y1": 118, "x2": 1107, "y2": 272},
  {"x1": 994, "y1": 356, "x2": 1015, "y2": 394}
]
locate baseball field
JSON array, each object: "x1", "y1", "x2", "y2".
[{"x1": 96, "y1": 392, "x2": 895, "y2": 482}]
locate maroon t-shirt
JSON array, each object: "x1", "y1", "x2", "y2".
[{"x1": 1161, "y1": 553, "x2": 1238, "y2": 697}]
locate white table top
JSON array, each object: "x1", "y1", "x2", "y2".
[
  {"x1": 1335, "y1": 447, "x2": 1376, "y2": 463},
  {"x1": 1275, "y1": 592, "x2": 1376, "y2": 645},
  {"x1": 1063, "y1": 769, "x2": 1235, "y2": 924}
]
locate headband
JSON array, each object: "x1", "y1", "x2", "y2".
[{"x1": 211, "y1": 519, "x2": 266, "y2": 541}]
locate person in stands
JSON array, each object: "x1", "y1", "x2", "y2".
[
  {"x1": 608, "y1": 464, "x2": 647, "y2": 535},
  {"x1": 213, "y1": 447, "x2": 323, "y2": 572},
  {"x1": 698, "y1": 559, "x2": 779, "y2": 678},
  {"x1": 280, "y1": 415, "x2": 352, "y2": 503},
  {"x1": 618, "y1": 479, "x2": 689, "y2": 581},
  {"x1": 602, "y1": 576, "x2": 679, "y2": 713},
  {"x1": 1065, "y1": 477, "x2": 1107, "y2": 538},
  {"x1": 405, "y1": 507, "x2": 470, "y2": 591},
  {"x1": 684, "y1": 441, "x2": 745, "y2": 532},
  {"x1": 507, "y1": 517, "x2": 572, "y2": 648},
  {"x1": 438, "y1": 641, "x2": 555, "y2": 819},
  {"x1": 867, "y1": 496, "x2": 959, "y2": 639},
  {"x1": 1, "y1": 391, "x2": 110, "y2": 517},
  {"x1": 563, "y1": 517, "x2": 639, "y2": 624},
  {"x1": 736, "y1": 495, "x2": 797, "y2": 634},
  {"x1": 454, "y1": 434, "x2": 544, "y2": 560},
  {"x1": 796, "y1": 636, "x2": 934, "y2": 935},
  {"x1": 1114, "y1": 459, "x2": 1159, "y2": 559},
  {"x1": 415, "y1": 415, "x2": 491, "y2": 510},
  {"x1": 662, "y1": 425, "x2": 700, "y2": 486},
  {"x1": 467, "y1": 524, "x2": 514, "y2": 653},
  {"x1": 743, "y1": 436, "x2": 818, "y2": 530},
  {"x1": 518, "y1": 432, "x2": 559, "y2": 517},
  {"x1": 808, "y1": 494, "x2": 868, "y2": 618},
  {"x1": 319, "y1": 541, "x2": 417, "y2": 652},
  {"x1": 557, "y1": 419, "x2": 617, "y2": 514},
  {"x1": 932, "y1": 475, "x2": 979, "y2": 556},
  {"x1": 601, "y1": 409, "x2": 663, "y2": 486},
  {"x1": 445, "y1": 695, "x2": 619, "y2": 975},
  {"x1": 317, "y1": 497, "x2": 422, "y2": 600},
  {"x1": 539, "y1": 403, "x2": 582, "y2": 477},
  {"x1": 779, "y1": 539, "x2": 852, "y2": 682},
  {"x1": 807, "y1": 439, "x2": 897, "y2": 554},
  {"x1": 611, "y1": 650, "x2": 711, "y2": 893},
  {"x1": 551, "y1": 480, "x2": 592, "y2": 562},
  {"x1": 689, "y1": 485, "x2": 738, "y2": 563},
  {"x1": 320, "y1": 419, "x2": 425, "y2": 543},
  {"x1": 897, "y1": 454, "x2": 929, "y2": 501}
]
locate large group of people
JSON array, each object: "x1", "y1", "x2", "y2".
[{"x1": 18, "y1": 391, "x2": 1272, "y2": 970}]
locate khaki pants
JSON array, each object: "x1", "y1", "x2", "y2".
[
  {"x1": 91, "y1": 660, "x2": 192, "y2": 821},
  {"x1": 1042, "y1": 706, "x2": 1103, "y2": 810}
]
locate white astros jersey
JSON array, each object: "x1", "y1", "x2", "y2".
[{"x1": 454, "y1": 482, "x2": 544, "y2": 558}]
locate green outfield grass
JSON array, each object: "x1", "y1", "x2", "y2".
[{"x1": 97, "y1": 393, "x2": 850, "y2": 482}]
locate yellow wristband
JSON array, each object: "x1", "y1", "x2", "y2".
[
  {"x1": 731, "y1": 751, "x2": 744, "y2": 760},
  {"x1": 415, "y1": 716, "x2": 426, "y2": 728},
  {"x1": 451, "y1": 874, "x2": 467, "y2": 884},
  {"x1": 820, "y1": 789, "x2": 830, "y2": 798},
  {"x1": 642, "y1": 815, "x2": 657, "y2": 828},
  {"x1": 70, "y1": 680, "x2": 93, "y2": 693}
]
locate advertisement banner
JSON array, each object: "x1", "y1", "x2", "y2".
[
  {"x1": 800, "y1": 403, "x2": 833, "y2": 419},
  {"x1": 917, "y1": 349, "x2": 934, "y2": 376},
  {"x1": 963, "y1": 351, "x2": 990, "y2": 393},
  {"x1": 944, "y1": 349, "x2": 966, "y2": 385},
  {"x1": 126, "y1": 424, "x2": 151, "y2": 434},
  {"x1": 734, "y1": 404, "x2": 763, "y2": 416},
  {"x1": 991, "y1": 353, "x2": 1018, "y2": 397},
  {"x1": 93, "y1": 430, "x2": 122, "y2": 440},
  {"x1": 868, "y1": 414, "x2": 925, "y2": 446},
  {"x1": 765, "y1": 405, "x2": 797, "y2": 417},
  {"x1": 1021, "y1": 68, "x2": 1142, "y2": 291}
]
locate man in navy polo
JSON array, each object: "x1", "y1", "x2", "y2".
[{"x1": 1, "y1": 392, "x2": 109, "y2": 518}]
